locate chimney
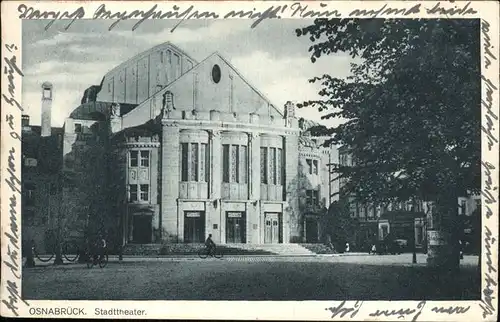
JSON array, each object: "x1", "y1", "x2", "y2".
[
  {"x1": 41, "y1": 81, "x2": 53, "y2": 137},
  {"x1": 22, "y1": 114, "x2": 30, "y2": 127}
]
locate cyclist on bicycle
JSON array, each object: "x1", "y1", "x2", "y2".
[
  {"x1": 205, "y1": 234, "x2": 216, "y2": 255},
  {"x1": 91, "y1": 234, "x2": 106, "y2": 264}
]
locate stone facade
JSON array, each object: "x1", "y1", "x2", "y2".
[{"x1": 25, "y1": 42, "x2": 337, "y2": 249}]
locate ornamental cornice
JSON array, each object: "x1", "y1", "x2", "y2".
[
  {"x1": 164, "y1": 119, "x2": 300, "y2": 135},
  {"x1": 118, "y1": 142, "x2": 161, "y2": 148},
  {"x1": 299, "y1": 151, "x2": 321, "y2": 159},
  {"x1": 161, "y1": 120, "x2": 179, "y2": 127}
]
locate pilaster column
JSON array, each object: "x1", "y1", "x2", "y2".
[
  {"x1": 209, "y1": 130, "x2": 222, "y2": 243},
  {"x1": 249, "y1": 132, "x2": 261, "y2": 200},
  {"x1": 210, "y1": 130, "x2": 221, "y2": 199},
  {"x1": 247, "y1": 132, "x2": 261, "y2": 244},
  {"x1": 284, "y1": 133, "x2": 299, "y2": 243},
  {"x1": 161, "y1": 121, "x2": 180, "y2": 242}
]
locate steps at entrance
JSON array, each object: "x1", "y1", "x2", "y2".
[
  {"x1": 122, "y1": 243, "x2": 315, "y2": 256},
  {"x1": 123, "y1": 244, "x2": 164, "y2": 256},
  {"x1": 224, "y1": 244, "x2": 315, "y2": 256}
]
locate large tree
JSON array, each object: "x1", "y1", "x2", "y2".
[{"x1": 297, "y1": 19, "x2": 480, "y2": 270}]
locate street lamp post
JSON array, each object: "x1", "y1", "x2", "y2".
[
  {"x1": 53, "y1": 178, "x2": 64, "y2": 265},
  {"x1": 411, "y1": 201, "x2": 417, "y2": 264},
  {"x1": 412, "y1": 217, "x2": 417, "y2": 264}
]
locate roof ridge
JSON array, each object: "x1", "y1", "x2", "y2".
[{"x1": 213, "y1": 52, "x2": 283, "y2": 117}]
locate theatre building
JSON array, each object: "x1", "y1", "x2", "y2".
[{"x1": 26, "y1": 42, "x2": 336, "y2": 249}]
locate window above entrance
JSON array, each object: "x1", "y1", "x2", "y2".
[
  {"x1": 180, "y1": 142, "x2": 209, "y2": 182},
  {"x1": 129, "y1": 150, "x2": 150, "y2": 168},
  {"x1": 129, "y1": 184, "x2": 149, "y2": 203},
  {"x1": 260, "y1": 147, "x2": 283, "y2": 185},
  {"x1": 222, "y1": 144, "x2": 247, "y2": 184}
]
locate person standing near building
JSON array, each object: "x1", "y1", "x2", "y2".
[{"x1": 345, "y1": 242, "x2": 350, "y2": 253}]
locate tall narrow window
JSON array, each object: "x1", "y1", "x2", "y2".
[
  {"x1": 222, "y1": 144, "x2": 230, "y2": 183},
  {"x1": 140, "y1": 151, "x2": 149, "y2": 167},
  {"x1": 306, "y1": 190, "x2": 313, "y2": 205},
  {"x1": 174, "y1": 53, "x2": 181, "y2": 78},
  {"x1": 460, "y1": 200, "x2": 467, "y2": 215},
  {"x1": 204, "y1": 143, "x2": 210, "y2": 182},
  {"x1": 190, "y1": 143, "x2": 199, "y2": 181},
  {"x1": 160, "y1": 51, "x2": 164, "y2": 63},
  {"x1": 230, "y1": 145, "x2": 239, "y2": 183},
  {"x1": 181, "y1": 143, "x2": 188, "y2": 181},
  {"x1": 129, "y1": 185, "x2": 138, "y2": 202},
  {"x1": 368, "y1": 206, "x2": 375, "y2": 218},
  {"x1": 306, "y1": 159, "x2": 312, "y2": 174},
  {"x1": 167, "y1": 50, "x2": 172, "y2": 64},
  {"x1": 200, "y1": 143, "x2": 206, "y2": 183},
  {"x1": 229, "y1": 75, "x2": 234, "y2": 112},
  {"x1": 312, "y1": 190, "x2": 319, "y2": 205},
  {"x1": 313, "y1": 160, "x2": 318, "y2": 174},
  {"x1": 140, "y1": 185, "x2": 149, "y2": 201},
  {"x1": 130, "y1": 151, "x2": 138, "y2": 167},
  {"x1": 260, "y1": 147, "x2": 268, "y2": 184},
  {"x1": 240, "y1": 145, "x2": 247, "y2": 184},
  {"x1": 269, "y1": 148, "x2": 276, "y2": 184},
  {"x1": 276, "y1": 148, "x2": 282, "y2": 185}
]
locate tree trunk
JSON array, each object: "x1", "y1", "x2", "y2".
[
  {"x1": 53, "y1": 243, "x2": 64, "y2": 265},
  {"x1": 426, "y1": 192, "x2": 460, "y2": 272}
]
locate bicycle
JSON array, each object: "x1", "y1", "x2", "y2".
[
  {"x1": 85, "y1": 247, "x2": 108, "y2": 268},
  {"x1": 198, "y1": 246, "x2": 223, "y2": 259},
  {"x1": 33, "y1": 239, "x2": 81, "y2": 263}
]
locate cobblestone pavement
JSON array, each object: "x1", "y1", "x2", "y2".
[{"x1": 23, "y1": 254, "x2": 480, "y2": 301}]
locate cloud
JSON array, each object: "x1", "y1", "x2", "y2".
[
  {"x1": 114, "y1": 20, "x2": 250, "y2": 50},
  {"x1": 22, "y1": 60, "x2": 118, "y2": 126},
  {"x1": 31, "y1": 31, "x2": 97, "y2": 47},
  {"x1": 230, "y1": 50, "x2": 352, "y2": 126},
  {"x1": 22, "y1": 89, "x2": 81, "y2": 127},
  {"x1": 22, "y1": 20, "x2": 355, "y2": 129}
]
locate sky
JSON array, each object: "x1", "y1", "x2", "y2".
[{"x1": 22, "y1": 19, "x2": 355, "y2": 128}]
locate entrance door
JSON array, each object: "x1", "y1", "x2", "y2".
[
  {"x1": 264, "y1": 213, "x2": 281, "y2": 244},
  {"x1": 305, "y1": 218, "x2": 319, "y2": 243},
  {"x1": 132, "y1": 215, "x2": 152, "y2": 243},
  {"x1": 184, "y1": 212, "x2": 205, "y2": 243},
  {"x1": 226, "y1": 212, "x2": 245, "y2": 243}
]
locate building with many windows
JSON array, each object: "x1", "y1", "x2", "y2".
[
  {"x1": 23, "y1": 42, "x2": 338, "y2": 250},
  {"x1": 336, "y1": 146, "x2": 481, "y2": 252}
]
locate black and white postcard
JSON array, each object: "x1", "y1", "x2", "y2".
[{"x1": 1, "y1": 1, "x2": 499, "y2": 320}]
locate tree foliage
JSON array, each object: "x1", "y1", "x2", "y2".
[
  {"x1": 296, "y1": 19, "x2": 481, "y2": 204},
  {"x1": 324, "y1": 200, "x2": 357, "y2": 249}
]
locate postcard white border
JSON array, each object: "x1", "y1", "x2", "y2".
[{"x1": 1, "y1": 1, "x2": 499, "y2": 320}]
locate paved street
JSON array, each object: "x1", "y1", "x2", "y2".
[{"x1": 23, "y1": 254, "x2": 480, "y2": 300}]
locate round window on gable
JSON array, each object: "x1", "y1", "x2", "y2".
[{"x1": 212, "y1": 64, "x2": 221, "y2": 84}]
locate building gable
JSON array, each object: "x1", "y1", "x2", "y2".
[{"x1": 122, "y1": 52, "x2": 283, "y2": 129}]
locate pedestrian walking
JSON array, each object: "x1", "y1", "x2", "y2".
[
  {"x1": 345, "y1": 242, "x2": 350, "y2": 253},
  {"x1": 24, "y1": 239, "x2": 36, "y2": 267}
]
